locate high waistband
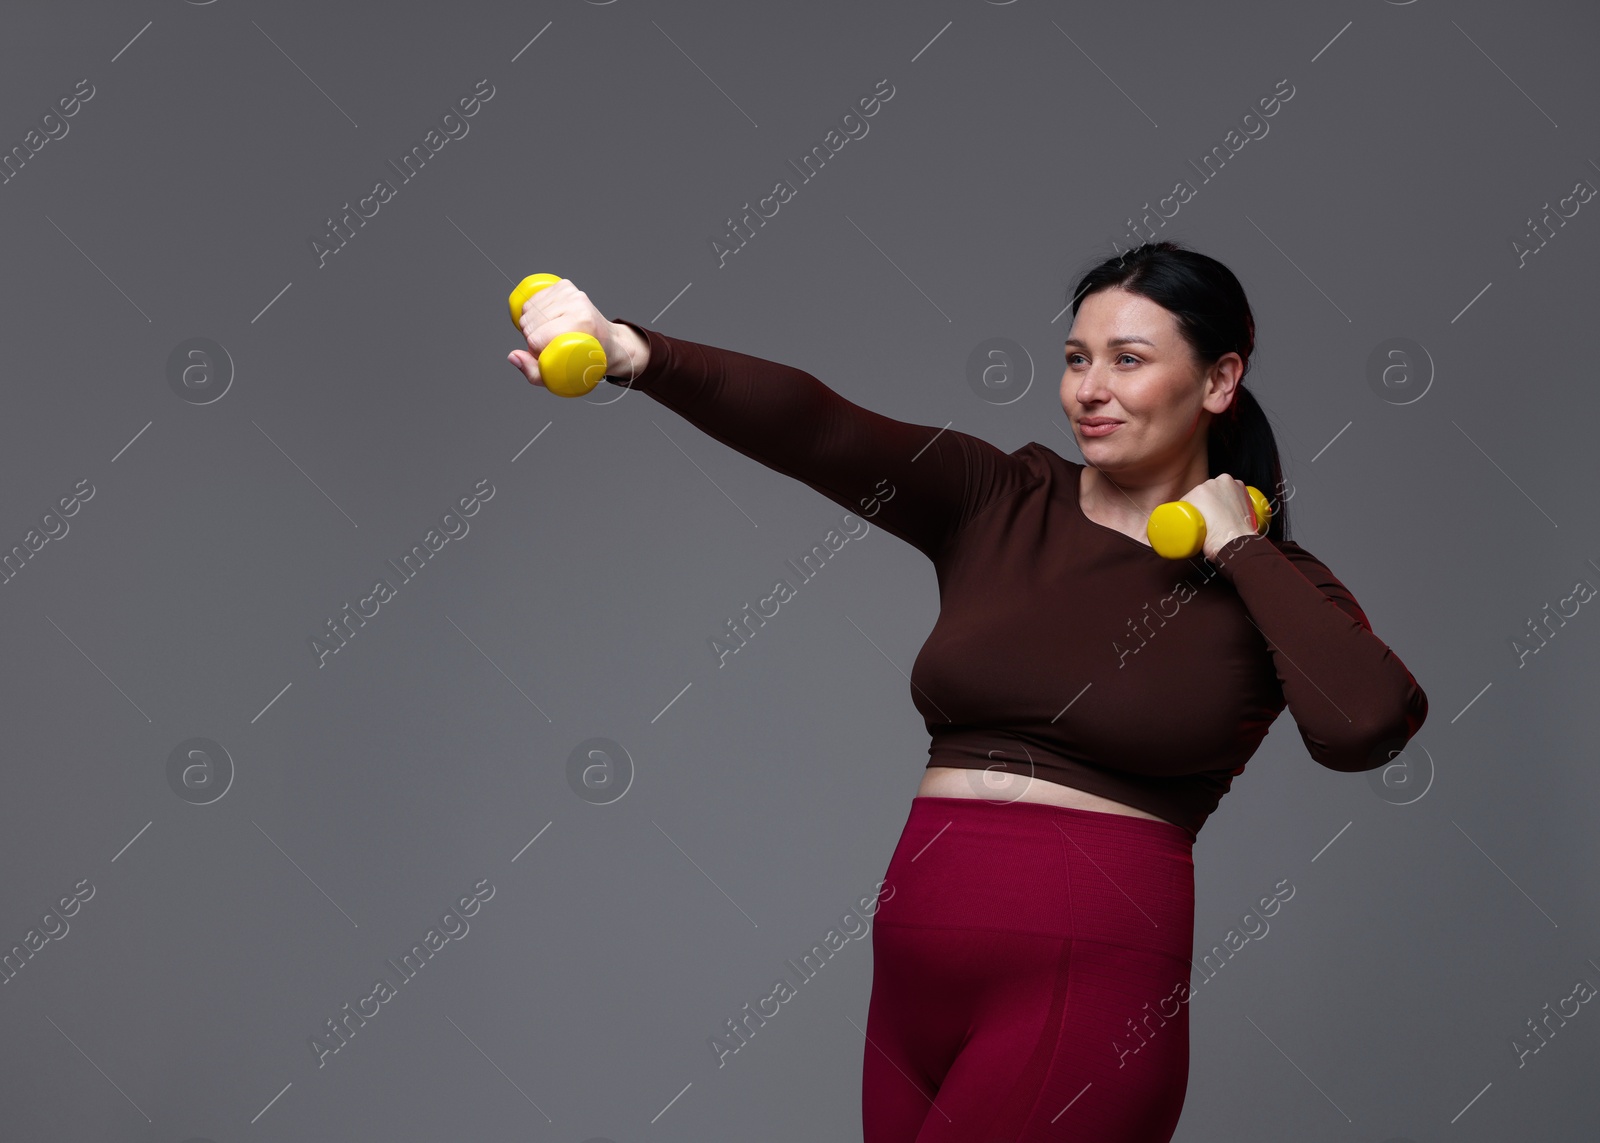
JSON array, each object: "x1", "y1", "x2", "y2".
[
  {"x1": 882, "y1": 795, "x2": 1196, "y2": 951},
  {"x1": 910, "y1": 794, "x2": 1193, "y2": 850}
]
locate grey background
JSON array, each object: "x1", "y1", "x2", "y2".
[{"x1": 1, "y1": 0, "x2": 1595, "y2": 1140}]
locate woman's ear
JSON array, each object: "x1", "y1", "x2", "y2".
[{"x1": 1201, "y1": 352, "x2": 1245, "y2": 415}]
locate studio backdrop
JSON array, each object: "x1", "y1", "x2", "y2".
[{"x1": 1, "y1": 1, "x2": 1596, "y2": 1140}]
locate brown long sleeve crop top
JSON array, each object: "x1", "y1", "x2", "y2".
[{"x1": 605, "y1": 320, "x2": 1429, "y2": 839}]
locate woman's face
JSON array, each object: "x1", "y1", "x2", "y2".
[{"x1": 1060, "y1": 287, "x2": 1240, "y2": 472}]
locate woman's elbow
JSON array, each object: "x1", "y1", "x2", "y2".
[{"x1": 1305, "y1": 690, "x2": 1428, "y2": 773}]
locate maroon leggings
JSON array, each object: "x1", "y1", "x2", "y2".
[{"x1": 863, "y1": 796, "x2": 1196, "y2": 1143}]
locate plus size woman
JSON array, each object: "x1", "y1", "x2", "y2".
[{"x1": 508, "y1": 242, "x2": 1428, "y2": 1142}]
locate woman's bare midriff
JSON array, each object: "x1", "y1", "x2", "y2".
[{"x1": 918, "y1": 766, "x2": 1173, "y2": 824}]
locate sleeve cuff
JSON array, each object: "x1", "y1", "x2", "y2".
[
  {"x1": 1208, "y1": 531, "x2": 1274, "y2": 580},
  {"x1": 604, "y1": 319, "x2": 672, "y2": 389}
]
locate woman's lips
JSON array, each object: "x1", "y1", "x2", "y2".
[{"x1": 1079, "y1": 420, "x2": 1122, "y2": 437}]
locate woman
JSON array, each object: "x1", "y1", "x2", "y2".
[{"x1": 507, "y1": 242, "x2": 1428, "y2": 1142}]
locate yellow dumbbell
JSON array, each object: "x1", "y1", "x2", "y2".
[
  {"x1": 507, "y1": 273, "x2": 608, "y2": 398},
  {"x1": 1146, "y1": 485, "x2": 1272, "y2": 559}
]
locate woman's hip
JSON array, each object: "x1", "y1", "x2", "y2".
[{"x1": 874, "y1": 795, "x2": 1195, "y2": 967}]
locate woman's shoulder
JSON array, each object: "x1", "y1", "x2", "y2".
[
  {"x1": 947, "y1": 434, "x2": 1059, "y2": 495},
  {"x1": 1012, "y1": 440, "x2": 1076, "y2": 478},
  {"x1": 1270, "y1": 536, "x2": 1333, "y2": 577}
]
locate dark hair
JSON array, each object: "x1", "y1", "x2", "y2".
[{"x1": 1067, "y1": 240, "x2": 1291, "y2": 542}]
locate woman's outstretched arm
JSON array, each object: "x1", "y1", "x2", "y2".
[{"x1": 602, "y1": 318, "x2": 1035, "y2": 560}]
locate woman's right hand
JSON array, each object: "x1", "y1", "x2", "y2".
[{"x1": 505, "y1": 278, "x2": 650, "y2": 387}]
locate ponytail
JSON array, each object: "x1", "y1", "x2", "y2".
[{"x1": 1207, "y1": 386, "x2": 1289, "y2": 542}]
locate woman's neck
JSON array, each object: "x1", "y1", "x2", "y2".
[{"x1": 1080, "y1": 456, "x2": 1211, "y2": 534}]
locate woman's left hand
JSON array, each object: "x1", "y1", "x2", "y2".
[{"x1": 1178, "y1": 475, "x2": 1259, "y2": 561}]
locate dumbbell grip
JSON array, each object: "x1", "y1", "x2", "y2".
[
  {"x1": 1145, "y1": 485, "x2": 1271, "y2": 560},
  {"x1": 507, "y1": 273, "x2": 609, "y2": 398}
]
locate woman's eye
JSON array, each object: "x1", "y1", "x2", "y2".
[{"x1": 1065, "y1": 352, "x2": 1140, "y2": 366}]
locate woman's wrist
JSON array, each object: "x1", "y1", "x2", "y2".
[
  {"x1": 606, "y1": 320, "x2": 652, "y2": 381},
  {"x1": 1206, "y1": 529, "x2": 1259, "y2": 563}
]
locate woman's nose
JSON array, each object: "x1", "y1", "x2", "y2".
[{"x1": 1074, "y1": 368, "x2": 1109, "y2": 402}]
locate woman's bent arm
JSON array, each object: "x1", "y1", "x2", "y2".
[{"x1": 1209, "y1": 534, "x2": 1429, "y2": 771}]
